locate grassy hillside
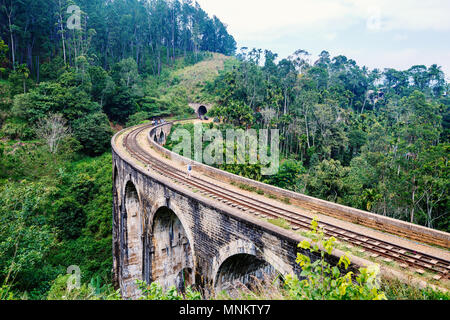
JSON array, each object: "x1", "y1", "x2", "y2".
[{"x1": 169, "y1": 53, "x2": 237, "y2": 103}]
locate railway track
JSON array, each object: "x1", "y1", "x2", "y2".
[{"x1": 122, "y1": 123, "x2": 450, "y2": 281}]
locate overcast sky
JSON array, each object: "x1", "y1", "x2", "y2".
[{"x1": 195, "y1": 0, "x2": 450, "y2": 78}]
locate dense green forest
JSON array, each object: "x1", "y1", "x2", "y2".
[
  {"x1": 0, "y1": 0, "x2": 236, "y2": 74},
  {"x1": 0, "y1": 0, "x2": 448, "y2": 301},
  {"x1": 0, "y1": 0, "x2": 235, "y2": 299},
  {"x1": 200, "y1": 48, "x2": 449, "y2": 232}
]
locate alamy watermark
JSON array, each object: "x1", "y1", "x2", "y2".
[
  {"x1": 66, "y1": 265, "x2": 81, "y2": 291},
  {"x1": 367, "y1": 7, "x2": 383, "y2": 31},
  {"x1": 67, "y1": 5, "x2": 81, "y2": 30},
  {"x1": 66, "y1": 265, "x2": 105, "y2": 296},
  {"x1": 170, "y1": 123, "x2": 280, "y2": 176}
]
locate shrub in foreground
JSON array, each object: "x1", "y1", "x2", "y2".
[{"x1": 284, "y1": 218, "x2": 387, "y2": 300}]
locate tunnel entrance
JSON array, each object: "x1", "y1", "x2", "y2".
[
  {"x1": 198, "y1": 105, "x2": 207, "y2": 117},
  {"x1": 215, "y1": 254, "x2": 279, "y2": 293},
  {"x1": 149, "y1": 207, "x2": 194, "y2": 291}
]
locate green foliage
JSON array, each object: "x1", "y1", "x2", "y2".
[
  {"x1": 284, "y1": 218, "x2": 387, "y2": 300},
  {"x1": 112, "y1": 58, "x2": 141, "y2": 90},
  {"x1": 12, "y1": 73, "x2": 101, "y2": 124},
  {"x1": 0, "y1": 80, "x2": 12, "y2": 112},
  {"x1": 8, "y1": 64, "x2": 33, "y2": 95},
  {"x1": 167, "y1": 122, "x2": 269, "y2": 181},
  {"x1": 126, "y1": 112, "x2": 151, "y2": 127},
  {"x1": 39, "y1": 57, "x2": 66, "y2": 82},
  {"x1": 136, "y1": 280, "x2": 202, "y2": 301},
  {"x1": 0, "y1": 0, "x2": 448, "y2": 300},
  {"x1": 0, "y1": 0, "x2": 236, "y2": 83},
  {"x1": 46, "y1": 154, "x2": 113, "y2": 283},
  {"x1": 88, "y1": 66, "x2": 115, "y2": 107},
  {"x1": 210, "y1": 101, "x2": 254, "y2": 128},
  {"x1": 0, "y1": 182, "x2": 59, "y2": 293},
  {"x1": 266, "y1": 159, "x2": 305, "y2": 191},
  {"x1": 104, "y1": 85, "x2": 139, "y2": 123},
  {"x1": 204, "y1": 47, "x2": 448, "y2": 231},
  {"x1": 0, "y1": 138, "x2": 78, "y2": 181},
  {"x1": 267, "y1": 218, "x2": 291, "y2": 230},
  {"x1": 0, "y1": 39, "x2": 9, "y2": 78},
  {"x1": 0, "y1": 117, "x2": 34, "y2": 140},
  {"x1": 0, "y1": 285, "x2": 15, "y2": 300},
  {"x1": 0, "y1": 152, "x2": 113, "y2": 298},
  {"x1": 135, "y1": 79, "x2": 193, "y2": 120},
  {"x1": 380, "y1": 278, "x2": 450, "y2": 300},
  {"x1": 0, "y1": 51, "x2": 230, "y2": 298},
  {"x1": 72, "y1": 112, "x2": 113, "y2": 156},
  {"x1": 52, "y1": 197, "x2": 85, "y2": 240},
  {"x1": 304, "y1": 159, "x2": 350, "y2": 203},
  {"x1": 46, "y1": 274, "x2": 120, "y2": 300}
]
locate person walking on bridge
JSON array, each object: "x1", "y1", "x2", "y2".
[{"x1": 187, "y1": 162, "x2": 193, "y2": 178}]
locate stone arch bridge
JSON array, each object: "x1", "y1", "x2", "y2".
[{"x1": 112, "y1": 121, "x2": 450, "y2": 299}]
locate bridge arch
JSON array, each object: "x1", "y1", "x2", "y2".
[
  {"x1": 147, "y1": 205, "x2": 195, "y2": 292},
  {"x1": 212, "y1": 240, "x2": 292, "y2": 292}
]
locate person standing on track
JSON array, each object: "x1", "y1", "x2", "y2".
[{"x1": 187, "y1": 162, "x2": 193, "y2": 178}]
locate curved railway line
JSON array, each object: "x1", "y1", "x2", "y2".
[{"x1": 121, "y1": 122, "x2": 450, "y2": 281}]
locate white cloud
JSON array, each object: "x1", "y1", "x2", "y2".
[
  {"x1": 366, "y1": 7, "x2": 383, "y2": 31},
  {"x1": 195, "y1": 0, "x2": 357, "y2": 41},
  {"x1": 345, "y1": 0, "x2": 450, "y2": 32},
  {"x1": 393, "y1": 33, "x2": 409, "y2": 41},
  {"x1": 196, "y1": 0, "x2": 450, "y2": 39},
  {"x1": 324, "y1": 33, "x2": 338, "y2": 41},
  {"x1": 195, "y1": 0, "x2": 450, "y2": 76}
]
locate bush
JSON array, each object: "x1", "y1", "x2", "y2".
[
  {"x1": 126, "y1": 111, "x2": 150, "y2": 127},
  {"x1": 11, "y1": 74, "x2": 101, "y2": 125},
  {"x1": 72, "y1": 112, "x2": 113, "y2": 156},
  {"x1": 0, "y1": 285, "x2": 15, "y2": 300},
  {"x1": 284, "y1": 218, "x2": 387, "y2": 300},
  {"x1": 136, "y1": 280, "x2": 202, "y2": 301},
  {"x1": 52, "y1": 197, "x2": 85, "y2": 240},
  {"x1": 8, "y1": 65, "x2": 33, "y2": 95},
  {"x1": 381, "y1": 278, "x2": 450, "y2": 300},
  {"x1": 39, "y1": 57, "x2": 66, "y2": 81},
  {"x1": 0, "y1": 81, "x2": 12, "y2": 112},
  {"x1": 266, "y1": 159, "x2": 306, "y2": 191},
  {"x1": 0, "y1": 182, "x2": 59, "y2": 296},
  {"x1": 0, "y1": 117, "x2": 35, "y2": 140},
  {"x1": 46, "y1": 274, "x2": 120, "y2": 300}
]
